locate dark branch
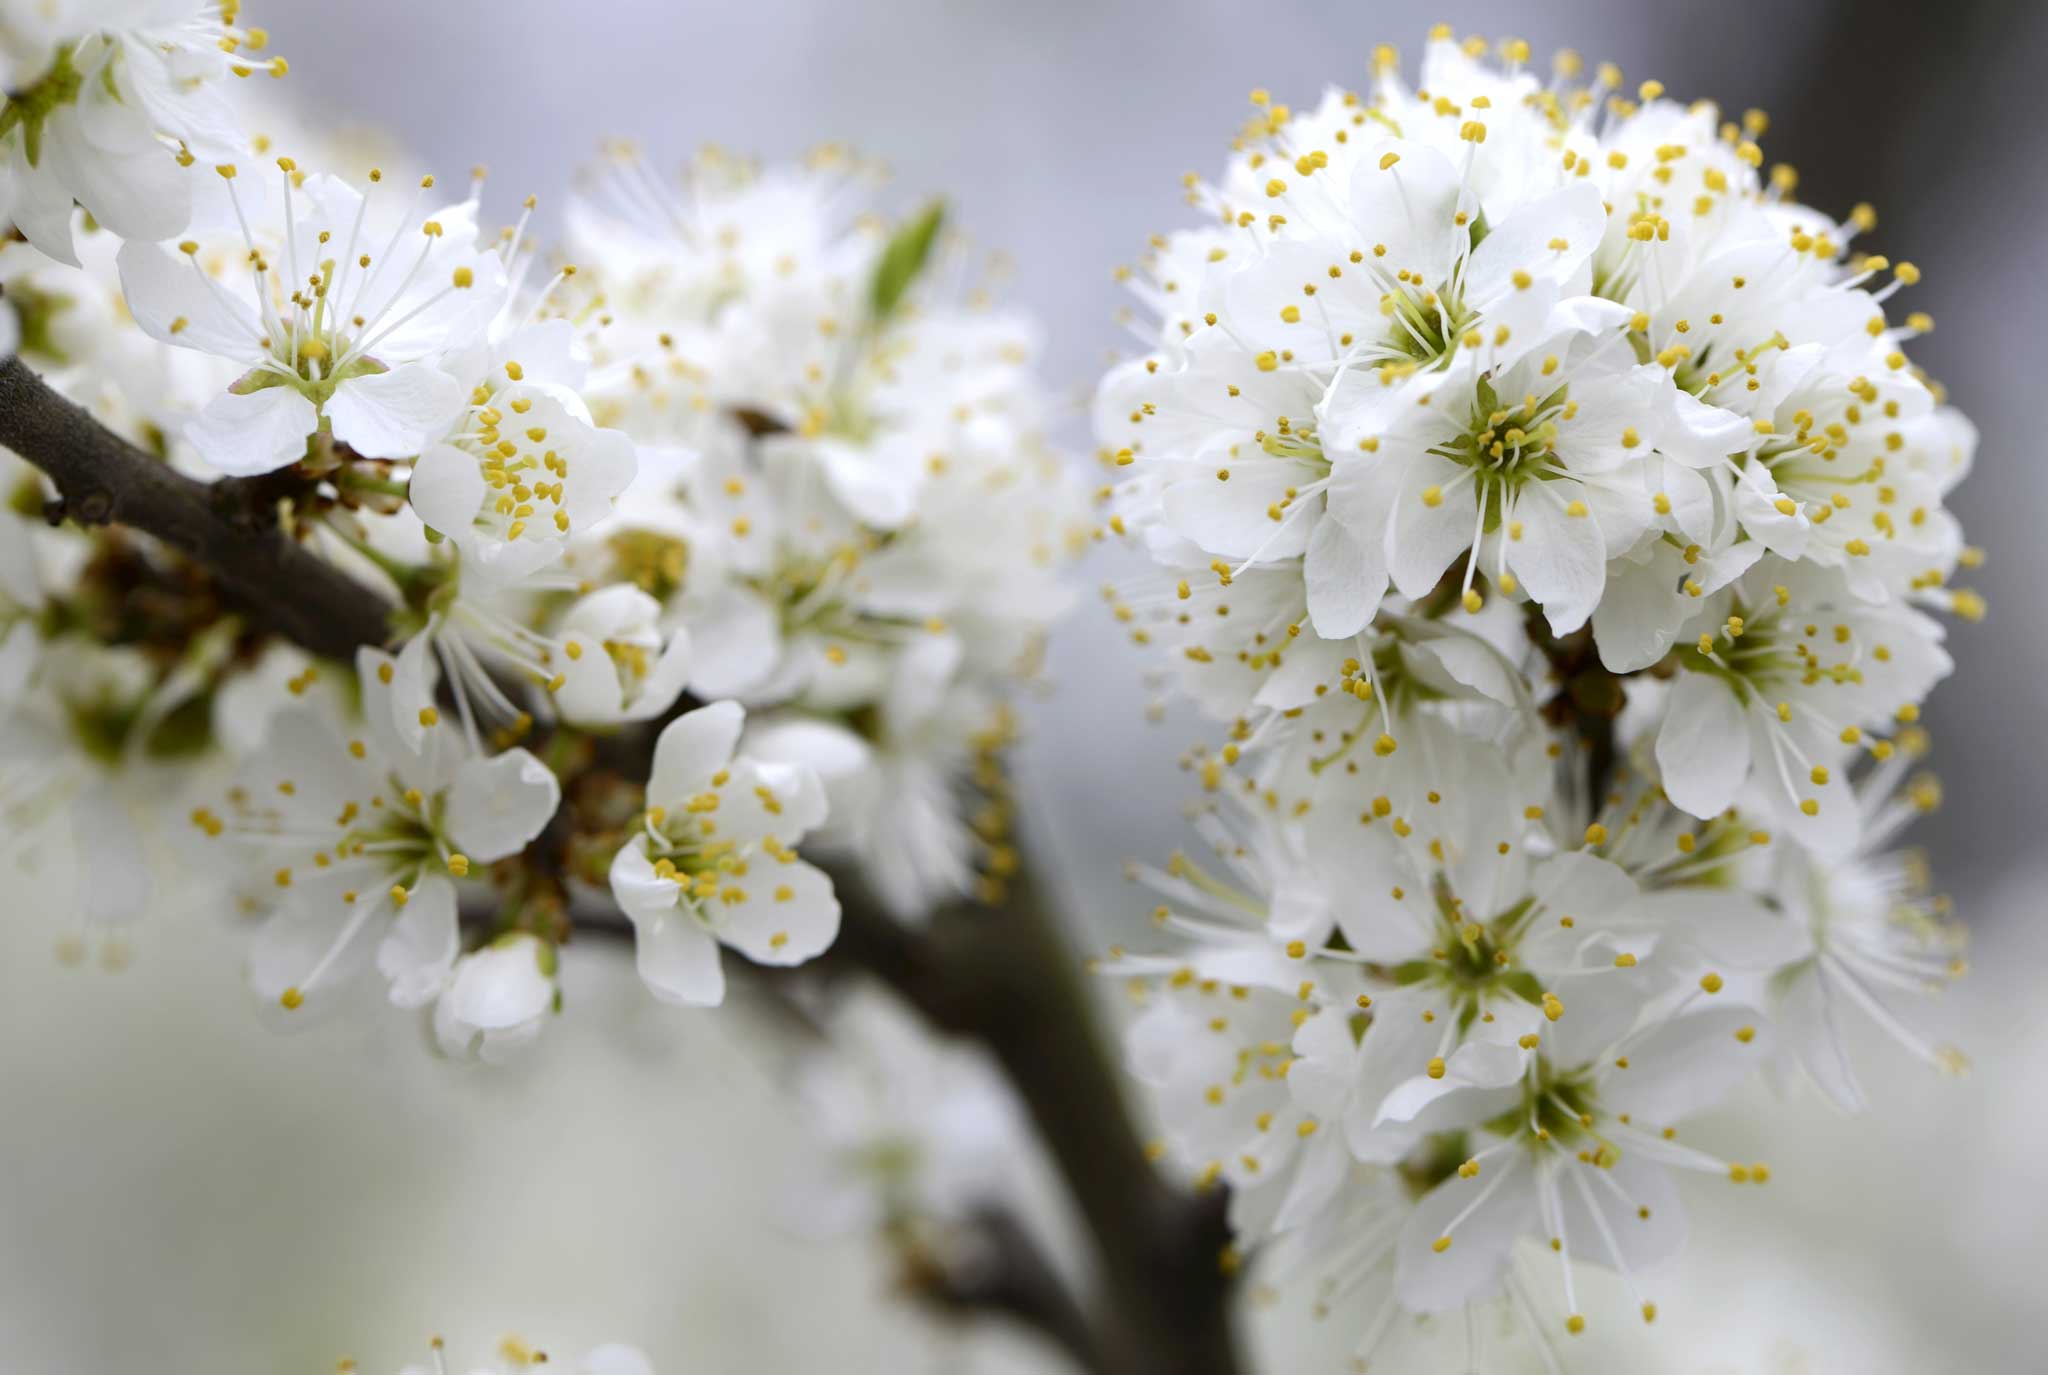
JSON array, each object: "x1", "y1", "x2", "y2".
[
  {"x1": 825, "y1": 862, "x2": 1241, "y2": 1375},
  {"x1": 903, "y1": 1207, "x2": 1106, "y2": 1375},
  {"x1": 0, "y1": 357, "x2": 393, "y2": 661}
]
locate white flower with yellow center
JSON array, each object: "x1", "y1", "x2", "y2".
[
  {"x1": 0, "y1": 0, "x2": 273, "y2": 265},
  {"x1": 546, "y1": 583, "x2": 691, "y2": 727},
  {"x1": 1653, "y1": 560, "x2": 1951, "y2": 854},
  {"x1": 1317, "y1": 320, "x2": 1663, "y2": 638},
  {"x1": 744, "y1": 638, "x2": 993, "y2": 922},
  {"x1": 409, "y1": 318, "x2": 638, "y2": 589},
  {"x1": 195, "y1": 647, "x2": 559, "y2": 1018},
  {"x1": 1744, "y1": 737, "x2": 1967, "y2": 1111},
  {"x1": 1390, "y1": 993, "x2": 1774, "y2": 1332},
  {"x1": 607, "y1": 700, "x2": 839, "y2": 1007},
  {"x1": 116, "y1": 161, "x2": 507, "y2": 474}
]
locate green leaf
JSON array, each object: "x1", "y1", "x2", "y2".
[{"x1": 868, "y1": 199, "x2": 946, "y2": 322}]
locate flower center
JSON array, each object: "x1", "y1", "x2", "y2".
[{"x1": 1430, "y1": 374, "x2": 1572, "y2": 505}]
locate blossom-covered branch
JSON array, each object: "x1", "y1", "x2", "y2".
[
  {"x1": 0, "y1": 355, "x2": 391, "y2": 659},
  {"x1": 3, "y1": 291, "x2": 1202, "y2": 1368},
  {"x1": 0, "y1": 6, "x2": 1995, "y2": 1372},
  {"x1": 1086, "y1": 25, "x2": 1981, "y2": 1364}
]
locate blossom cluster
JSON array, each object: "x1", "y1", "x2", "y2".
[
  {"x1": 0, "y1": 9, "x2": 1081, "y2": 1052},
  {"x1": 563, "y1": 146, "x2": 1088, "y2": 918},
  {"x1": 1094, "y1": 29, "x2": 1978, "y2": 1355}
]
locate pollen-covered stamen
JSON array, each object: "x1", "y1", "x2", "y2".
[
  {"x1": 636, "y1": 772, "x2": 795, "y2": 926},
  {"x1": 445, "y1": 378, "x2": 584, "y2": 545}
]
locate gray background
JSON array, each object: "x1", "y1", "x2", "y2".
[{"x1": 4, "y1": 2, "x2": 2045, "y2": 1371}]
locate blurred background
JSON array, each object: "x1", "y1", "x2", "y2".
[{"x1": 5, "y1": 1, "x2": 2045, "y2": 1370}]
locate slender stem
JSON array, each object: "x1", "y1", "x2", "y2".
[{"x1": 334, "y1": 468, "x2": 410, "y2": 499}]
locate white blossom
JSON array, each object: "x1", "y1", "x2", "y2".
[
  {"x1": 0, "y1": 0, "x2": 269, "y2": 266},
  {"x1": 608, "y1": 700, "x2": 840, "y2": 1007},
  {"x1": 1095, "y1": 32, "x2": 1985, "y2": 1331},
  {"x1": 569, "y1": 149, "x2": 1087, "y2": 919},
  {"x1": 193, "y1": 649, "x2": 559, "y2": 1019},
  {"x1": 116, "y1": 162, "x2": 507, "y2": 474}
]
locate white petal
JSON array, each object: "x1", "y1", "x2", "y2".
[
  {"x1": 1303, "y1": 506, "x2": 1382, "y2": 638},
  {"x1": 719, "y1": 858, "x2": 840, "y2": 967},
  {"x1": 556, "y1": 421, "x2": 638, "y2": 530},
  {"x1": 1656, "y1": 671, "x2": 1751, "y2": 819},
  {"x1": 1378, "y1": 1040, "x2": 1528, "y2": 1125},
  {"x1": 636, "y1": 912, "x2": 726, "y2": 1007},
  {"x1": 1162, "y1": 456, "x2": 1321, "y2": 561},
  {"x1": 1395, "y1": 1154, "x2": 1536, "y2": 1312},
  {"x1": 1662, "y1": 388, "x2": 1752, "y2": 468},
  {"x1": 326, "y1": 363, "x2": 463, "y2": 460},
  {"x1": 810, "y1": 436, "x2": 919, "y2": 529},
  {"x1": 45, "y1": 104, "x2": 191, "y2": 245},
  {"x1": 377, "y1": 873, "x2": 459, "y2": 1008},
  {"x1": 648, "y1": 700, "x2": 744, "y2": 807},
  {"x1": 8, "y1": 137, "x2": 82, "y2": 264},
  {"x1": 1553, "y1": 1154, "x2": 1688, "y2": 1280},
  {"x1": 1271, "y1": 1129, "x2": 1353, "y2": 1234},
  {"x1": 552, "y1": 644, "x2": 627, "y2": 725},
  {"x1": 686, "y1": 585, "x2": 782, "y2": 698},
  {"x1": 1734, "y1": 476, "x2": 1811, "y2": 560},
  {"x1": 444, "y1": 749, "x2": 561, "y2": 861},
  {"x1": 407, "y1": 442, "x2": 485, "y2": 537},
  {"x1": 1594, "y1": 542, "x2": 1694, "y2": 673},
  {"x1": 1601, "y1": 1008, "x2": 1773, "y2": 1123},
  {"x1": 114, "y1": 240, "x2": 262, "y2": 359},
  {"x1": 1347, "y1": 140, "x2": 1470, "y2": 288},
  {"x1": 579, "y1": 1347, "x2": 655, "y2": 1375},
  {"x1": 1504, "y1": 480, "x2": 1605, "y2": 636},
  {"x1": 443, "y1": 935, "x2": 555, "y2": 1030},
  {"x1": 247, "y1": 872, "x2": 380, "y2": 1010},
  {"x1": 1285, "y1": 1007, "x2": 1360, "y2": 1119},
  {"x1": 609, "y1": 838, "x2": 680, "y2": 924},
  {"x1": 1638, "y1": 887, "x2": 1811, "y2": 971},
  {"x1": 183, "y1": 385, "x2": 319, "y2": 477},
  {"x1": 1463, "y1": 183, "x2": 1607, "y2": 305},
  {"x1": 621, "y1": 629, "x2": 695, "y2": 723},
  {"x1": 1385, "y1": 453, "x2": 1475, "y2": 599},
  {"x1": 1776, "y1": 962, "x2": 1866, "y2": 1113},
  {"x1": 883, "y1": 629, "x2": 962, "y2": 733}
]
